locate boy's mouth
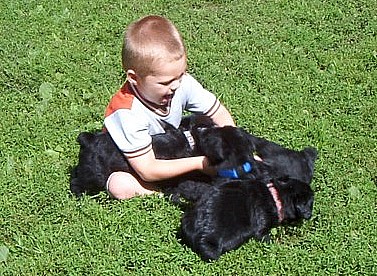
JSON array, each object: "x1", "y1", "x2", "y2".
[{"x1": 161, "y1": 93, "x2": 174, "y2": 105}]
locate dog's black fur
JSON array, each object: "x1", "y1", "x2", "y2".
[
  {"x1": 70, "y1": 115, "x2": 317, "y2": 261},
  {"x1": 169, "y1": 121, "x2": 318, "y2": 261},
  {"x1": 160, "y1": 124, "x2": 260, "y2": 202},
  {"x1": 70, "y1": 117, "x2": 258, "y2": 200},
  {"x1": 179, "y1": 176, "x2": 315, "y2": 261},
  {"x1": 248, "y1": 135, "x2": 317, "y2": 184},
  {"x1": 178, "y1": 141, "x2": 317, "y2": 261},
  {"x1": 70, "y1": 120, "x2": 200, "y2": 197}
]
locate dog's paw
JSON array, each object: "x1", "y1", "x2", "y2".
[{"x1": 69, "y1": 178, "x2": 85, "y2": 197}]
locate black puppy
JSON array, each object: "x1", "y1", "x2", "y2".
[
  {"x1": 70, "y1": 116, "x2": 317, "y2": 261},
  {"x1": 177, "y1": 115, "x2": 260, "y2": 175},
  {"x1": 161, "y1": 125, "x2": 259, "y2": 202},
  {"x1": 248, "y1": 135, "x2": 317, "y2": 184},
  {"x1": 178, "y1": 137, "x2": 317, "y2": 261},
  {"x1": 190, "y1": 125, "x2": 317, "y2": 183},
  {"x1": 180, "y1": 176, "x2": 315, "y2": 261},
  {"x1": 70, "y1": 121, "x2": 197, "y2": 197},
  {"x1": 70, "y1": 119, "x2": 257, "y2": 200}
]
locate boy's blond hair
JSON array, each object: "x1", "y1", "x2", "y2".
[{"x1": 122, "y1": 15, "x2": 186, "y2": 77}]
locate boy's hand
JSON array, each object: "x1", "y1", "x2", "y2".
[{"x1": 201, "y1": 157, "x2": 217, "y2": 176}]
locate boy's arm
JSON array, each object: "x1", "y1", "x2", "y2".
[
  {"x1": 127, "y1": 149, "x2": 213, "y2": 183},
  {"x1": 209, "y1": 104, "x2": 235, "y2": 127},
  {"x1": 127, "y1": 104, "x2": 234, "y2": 183}
]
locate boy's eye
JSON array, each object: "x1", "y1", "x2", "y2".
[
  {"x1": 159, "y1": 80, "x2": 173, "y2": 86},
  {"x1": 158, "y1": 73, "x2": 185, "y2": 86}
]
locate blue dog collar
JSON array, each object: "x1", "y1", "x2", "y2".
[{"x1": 217, "y1": 162, "x2": 252, "y2": 179}]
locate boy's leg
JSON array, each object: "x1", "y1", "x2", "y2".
[{"x1": 106, "y1": 172, "x2": 156, "y2": 200}]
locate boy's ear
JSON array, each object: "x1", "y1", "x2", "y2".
[{"x1": 127, "y1": 70, "x2": 138, "y2": 86}]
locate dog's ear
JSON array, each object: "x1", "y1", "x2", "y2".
[
  {"x1": 205, "y1": 135, "x2": 227, "y2": 164},
  {"x1": 159, "y1": 120, "x2": 168, "y2": 129},
  {"x1": 244, "y1": 132, "x2": 260, "y2": 153},
  {"x1": 77, "y1": 132, "x2": 96, "y2": 146},
  {"x1": 194, "y1": 127, "x2": 227, "y2": 164},
  {"x1": 159, "y1": 120, "x2": 176, "y2": 132},
  {"x1": 180, "y1": 115, "x2": 214, "y2": 131},
  {"x1": 192, "y1": 115, "x2": 214, "y2": 128},
  {"x1": 303, "y1": 147, "x2": 318, "y2": 162},
  {"x1": 303, "y1": 147, "x2": 318, "y2": 182},
  {"x1": 179, "y1": 116, "x2": 192, "y2": 131}
]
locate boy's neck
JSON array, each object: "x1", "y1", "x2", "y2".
[{"x1": 128, "y1": 82, "x2": 171, "y2": 116}]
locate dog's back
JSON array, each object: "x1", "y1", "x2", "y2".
[
  {"x1": 70, "y1": 132, "x2": 127, "y2": 196},
  {"x1": 180, "y1": 177, "x2": 315, "y2": 261},
  {"x1": 70, "y1": 121, "x2": 196, "y2": 197},
  {"x1": 248, "y1": 134, "x2": 318, "y2": 184}
]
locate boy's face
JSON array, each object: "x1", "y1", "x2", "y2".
[{"x1": 132, "y1": 56, "x2": 187, "y2": 106}]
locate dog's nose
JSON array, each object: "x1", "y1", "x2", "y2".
[{"x1": 297, "y1": 204, "x2": 312, "y2": 219}]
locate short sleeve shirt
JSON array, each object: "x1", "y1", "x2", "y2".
[{"x1": 104, "y1": 73, "x2": 220, "y2": 157}]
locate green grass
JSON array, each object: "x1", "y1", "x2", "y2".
[{"x1": 1, "y1": 0, "x2": 376, "y2": 274}]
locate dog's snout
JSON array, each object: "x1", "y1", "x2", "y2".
[{"x1": 297, "y1": 203, "x2": 313, "y2": 220}]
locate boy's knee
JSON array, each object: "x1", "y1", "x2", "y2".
[
  {"x1": 107, "y1": 171, "x2": 155, "y2": 200},
  {"x1": 107, "y1": 172, "x2": 137, "y2": 200}
]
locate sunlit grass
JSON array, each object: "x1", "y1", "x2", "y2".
[{"x1": 1, "y1": 0, "x2": 376, "y2": 274}]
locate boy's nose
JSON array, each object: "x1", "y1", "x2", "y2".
[{"x1": 170, "y1": 79, "x2": 181, "y2": 91}]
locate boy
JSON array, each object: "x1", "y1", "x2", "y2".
[{"x1": 104, "y1": 15, "x2": 235, "y2": 199}]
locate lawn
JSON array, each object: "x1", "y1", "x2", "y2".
[{"x1": 1, "y1": 0, "x2": 376, "y2": 274}]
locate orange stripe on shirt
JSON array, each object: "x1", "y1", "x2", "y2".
[{"x1": 104, "y1": 82, "x2": 135, "y2": 118}]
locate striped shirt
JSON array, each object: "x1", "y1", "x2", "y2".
[{"x1": 104, "y1": 73, "x2": 220, "y2": 157}]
